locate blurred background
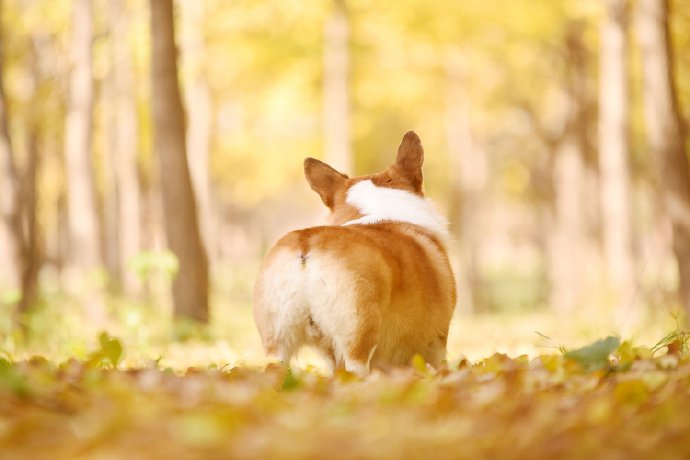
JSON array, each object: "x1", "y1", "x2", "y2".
[{"x1": 1, "y1": 0, "x2": 689, "y2": 363}]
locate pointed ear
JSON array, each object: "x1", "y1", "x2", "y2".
[
  {"x1": 394, "y1": 131, "x2": 424, "y2": 192},
  {"x1": 304, "y1": 158, "x2": 348, "y2": 209}
]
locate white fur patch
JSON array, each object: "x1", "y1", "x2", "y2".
[{"x1": 343, "y1": 180, "x2": 449, "y2": 241}]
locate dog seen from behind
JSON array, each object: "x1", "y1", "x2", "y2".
[{"x1": 253, "y1": 131, "x2": 456, "y2": 375}]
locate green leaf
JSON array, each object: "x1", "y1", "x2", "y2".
[
  {"x1": 96, "y1": 333, "x2": 123, "y2": 366},
  {"x1": 281, "y1": 368, "x2": 301, "y2": 391},
  {"x1": 615, "y1": 340, "x2": 635, "y2": 371},
  {"x1": 0, "y1": 358, "x2": 29, "y2": 397},
  {"x1": 564, "y1": 336, "x2": 620, "y2": 371}
]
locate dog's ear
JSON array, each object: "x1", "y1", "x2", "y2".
[
  {"x1": 304, "y1": 158, "x2": 348, "y2": 209},
  {"x1": 393, "y1": 131, "x2": 424, "y2": 193}
]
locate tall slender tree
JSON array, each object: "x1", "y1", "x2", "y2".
[
  {"x1": 181, "y1": 0, "x2": 213, "y2": 262},
  {"x1": 64, "y1": 0, "x2": 106, "y2": 325},
  {"x1": 18, "y1": 36, "x2": 43, "y2": 317},
  {"x1": 323, "y1": 0, "x2": 351, "y2": 173},
  {"x1": 548, "y1": 23, "x2": 590, "y2": 313},
  {"x1": 0, "y1": 0, "x2": 22, "y2": 292},
  {"x1": 445, "y1": 47, "x2": 487, "y2": 314},
  {"x1": 64, "y1": 0, "x2": 101, "y2": 280},
  {"x1": 107, "y1": 0, "x2": 141, "y2": 294},
  {"x1": 637, "y1": 0, "x2": 690, "y2": 316},
  {"x1": 150, "y1": 0, "x2": 209, "y2": 323},
  {"x1": 599, "y1": 0, "x2": 636, "y2": 313}
]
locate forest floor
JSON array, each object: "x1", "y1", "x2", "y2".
[{"x1": 1, "y1": 312, "x2": 690, "y2": 459}]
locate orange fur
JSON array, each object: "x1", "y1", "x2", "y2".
[{"x1": 253, "y1": 131, "x2": 456, "y2": 374}]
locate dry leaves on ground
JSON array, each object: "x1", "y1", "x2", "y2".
[{"x1": 1, "y1": 333, "x2": 690, "y2": 459}]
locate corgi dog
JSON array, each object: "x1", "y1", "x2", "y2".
[{"x1": 253, "y1": 131, "x2": 456, "y2": 375}]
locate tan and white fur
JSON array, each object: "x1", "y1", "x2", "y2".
[{"x1": 253, "y1": 131, "x2": 456, "y2": 375}]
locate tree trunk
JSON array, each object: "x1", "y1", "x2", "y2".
[
  {"x1": 445, "y1": 48, "x2": 487, "y2": 314},
  {"x1": 180, "y1": 0, "x2": 214, "y2": 263},
  {"x1": 65, "y1": 0, "x2": 104, "y2": 324},
  {"x1": 17, "y1": 37, "x2": 43, "y2": 317},
  {"x1": 0, "y1": 0, "x2": 23, "y2": 292},
  {"x1": 323, "y1": 0, "x2": 351, "y2": 173},
  {"x1": 107, "y1": 0, "x2": 141, "y2": 295},
  {"x1": 150, "y1": 0, "x2": 209, "y2": 323},
  {"x1": 599, "y1": 0, "x2": 636, "y2": 314},
  {"x1": 548, "y1": 23, "x2": 590, "y2": 313},
  {"x1": 102, "y1": 48, "x2": 120, "y2": 288},
  {"x1": 637, "y1": 0, "x2": 690, "y2": 316},
  {"x1": 65, "y1": 0, "x2": 101, "y2": 274},
  {"x1": 18, "y1": 108, "x2": 40, "y2": 317}
]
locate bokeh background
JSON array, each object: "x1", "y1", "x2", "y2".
[{"x1": 1, "y1": 0, "x2": 689, "y2": 365}]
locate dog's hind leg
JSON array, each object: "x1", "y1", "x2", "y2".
[{"x1": 342, "y1": 309, "x2": 381, "y2": 376}]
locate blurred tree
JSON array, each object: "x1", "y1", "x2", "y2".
[
  {"x1": 599, "y1": 0, "x2": 636, "y2": 313},
  {"x1": 637, "y1": 0, "x2": 690, "y2": 316},
  {"x1": 0, "y1": 0, "x2": 22, "y2": 294},
  {"x1": 323, "y1": 0, "x2": 351, "y2": 173},
  {"x1": 181, "y1": 0, "x2": 214, "y2": 263},
  {"x1": 445, "y1": 47, "x2": 487, "y2": 314},
  {"x1": 17, "y1": 35, "x2": 42, "y2": 318},
  {"x1": 547, "y1": 22, "x2": 591, "y2": 313},
  {"x1": 100, "y1": 0, "x2": 120, "y2": 288},
  {"x1": 64, "y1": 0, "x2": 104, "y2": 320},
  {"x1": 150, "y1": 0, "x2": 209, "y2": 323},
  {"x1": 3, "y1": 0, "x2": 690, "y2": 333},
  {"x1": 102, "y1": 75, "x2": 119, "y2": 288},
  {"x1": 105, "y1": 0, "x2": 141, "y2": 295}
]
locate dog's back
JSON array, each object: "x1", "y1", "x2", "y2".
[{"x1": 253, "y1": 132, "x2": 456, "y2": 374}]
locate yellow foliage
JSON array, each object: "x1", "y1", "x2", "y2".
[{"x1": 2, "y1": 334, "x2": 690, "y2": 458}]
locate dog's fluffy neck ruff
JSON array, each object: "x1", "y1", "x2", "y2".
[{"x1": 342, "y1": 179, "x2": 449, "y2": 242}]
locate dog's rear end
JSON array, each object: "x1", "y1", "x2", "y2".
[{"x1": 253, "y1": 132, "x2": 456, "y2": 374}]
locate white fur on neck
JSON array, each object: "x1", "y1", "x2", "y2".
[{"x1": 343, "y1": 180, "x2": 449, "y2": 241}]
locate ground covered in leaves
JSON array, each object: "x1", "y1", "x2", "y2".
[{"x1": 2, "y1": 334, "x2": 690, "y2": 459}]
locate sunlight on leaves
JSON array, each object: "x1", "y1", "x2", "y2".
[{"x1": 0, "y1": 331, "x2": 689, "y2": 458}]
